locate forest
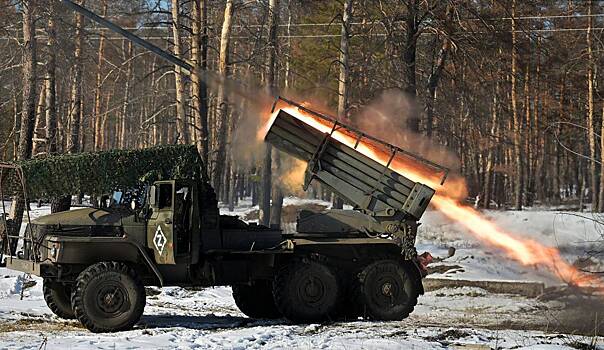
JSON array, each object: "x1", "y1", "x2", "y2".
[{"x1": 1, "y1": 0, "x2": 603, "y2": 222}]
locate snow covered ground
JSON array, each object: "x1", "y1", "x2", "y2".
[
  {"x1": 0, "y1": 198, "x2": 602, "y2": 348},
  {"x1": 418, "y1": 208, "x2": 604, "y2": 286}
]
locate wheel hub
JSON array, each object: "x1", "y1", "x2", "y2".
[
  {"x1": 372, "y1": 274, "x2": 405, "y2": 308},
  {"x1": 299, "y1": 276, "x2": 325, "y2": 304},
  {"x1": 381, "y1": 282, "x2": 393, "y2": 296},
  {"x1": 97, "y1": 285, "x2": 126, "y2": 314}
]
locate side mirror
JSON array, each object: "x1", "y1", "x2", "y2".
[{"x1": 149, "y1": 185, "x2": 157, "y2": 207}]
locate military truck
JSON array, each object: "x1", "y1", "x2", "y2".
[{"x1": 0, "y1": 1, "x2": 449, "y2": 333}]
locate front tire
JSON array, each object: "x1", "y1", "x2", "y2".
[
  {"x1": 273, "y1": 261, "x2": 341, "y2": 323},
  {"x1": 232, "y1": 281, "x2": 281, "y2": 319},
  {"x1": 71, "y1": 262, "x2": 146, "y2": 333},
  {"x1": 43, "y1": 279, "x2": 75, "y2": 319},
  {"x1": 359, "y1": 260, "x2": 419, "y2": 321}
]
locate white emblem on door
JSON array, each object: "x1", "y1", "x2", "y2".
[{"x1": 153, "y1": 226, "x2": 167, "y2": 254}]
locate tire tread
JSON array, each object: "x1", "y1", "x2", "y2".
[
  {"x1": 43, "y1": 279, "x2": 75, "y2": 320},
  {"x1": 71, "y1": 261, "x2": 145, "y2": 333}
]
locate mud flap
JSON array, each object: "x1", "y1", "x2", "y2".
[{"x1": 405, "y1": 260, "x2": 425, "y2": 295}]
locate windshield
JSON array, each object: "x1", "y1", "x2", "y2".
[
  {"x1": 106, "y1": 186, "x2": 147, "y2": 211},
  {"x1": 111, "y1": 191, "x2": 123, "y2": 205}
]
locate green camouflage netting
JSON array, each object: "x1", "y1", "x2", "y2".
[{"x1": 0, "y1": 145, "x2": 204, "y2": 198}]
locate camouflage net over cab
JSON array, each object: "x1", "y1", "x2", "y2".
[{"x1": 0, "y1": 145, "x2": 204, "y2": 198}]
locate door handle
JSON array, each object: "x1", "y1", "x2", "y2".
[{"x1": 164, "y1": 218, "x2": 172, "y2": 224}]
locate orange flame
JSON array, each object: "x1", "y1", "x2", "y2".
[
  {"x1": 279, "y1": 159, "x2": 307, "y2": 195},
  {"x1": 262, "y1": 105, "x2": 603, "y2": 289}
]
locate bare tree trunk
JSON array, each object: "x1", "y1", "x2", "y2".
[
  {"x1": 16, "y1": 2, "x2": 37, "y2": 162},
  {"x1": 535, "y1": 37, "x2": 546, "y2": 202},
  {"x1": 149, "y1": 56, "x2": 159, "y2": 146},
  {"x1": 511, "y1": 0, "x2": 523, "y2": 210},
  {"x1": 338, "y1": 0, "x2": 352, "y2": 121},
  {"x1": 523, "y1": 64, "x2": 532, "y2": 206},
  {"x1": 119, "y1": 41, "x2": 133, "y2": 149},
  {"x1": 102, "y1": 91, "x2": 112, "y2": 150},
  {"x1": 57, "y1": 1, "x2": 84, "y2": 213},
  {"x1": 587, "y1": 0, "x2": 599, "y2": 211},
  {"x1": 269, "y1": 148, "x2": 283, "y2": 227},
  {"x1": 12, "y1": 91, "x2": 19, "y2": 161},
  {"x1": 424, "y1": 4, "x2": 452, "y2": 138},
  {"x1": 331, "y1": 0, "x2": 353, "y2": 210},
  {"x1": 211, "y1": 0, "x2": 234, "y2": 194},
  {"x1": 191, "y1": 0, "x2": 210, "y2": 165},
  {"x1": 284, "y1": 2, "x2": 293, "y2": 88},
  {"x1": 269, "y1": 0, "x2": 284, "y2": 226},
  {"x1": 551, "y1": 77, "x2": 564, "y2": 204},
  {"x1": 67, "y1": 5, "x2": 83, "y2": 154},
  {"x1": 260, "y1": 0, "x2": 279, "y2": 227},
  {"x1": 45, "y1": 4, "x2": 58, "y2": 155},
  {"x1": 31, "y1": 82, "x2": 46, "y2": 156},
  {"x1": 93, "y1": 3, "x2": 108, "y2": 151},
  {"x1": 8, "y1": 0, "x2": 37, "y2": 251},
  {"x1": 171, "y1": 0, "x2": 188, "y2": 144},
  {"x1": 404, "y1": 0, "x2": 420, "y2": 133},
  {"x1": 598, "y1": 103, "x2": 604, "y2": 212},
  {"x1": 580, "y1": 157, "x2": 586, "y2": 211},
  {"x1": 484, "y1": 79, "x2": 499, "y2": 209}
]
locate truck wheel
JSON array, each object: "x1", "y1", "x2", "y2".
[
  {"x1": 71, "y1": 262, "x2": 146, "y2": 333},
  {"x1": 273, "y1": 261, "x2": 340, "y2": 322},
  {"x1": 232, "y1": 281, "x2": 281, "y2": 319},
  {"x1": 359, "y1": 260, "x2": 419, "y2": 321},
  {"x1": 43, "y1": 279, "x2": 75, "y2": 319}
]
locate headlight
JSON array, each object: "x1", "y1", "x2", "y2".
[{"x1": 50, "y1": 244, "x2": 59, "y2": 260}]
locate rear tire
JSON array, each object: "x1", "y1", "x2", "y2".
[
  {"x1": 273, "y1": 261, "x2": 340, "y2": 323},
  {"x1": 359, "y1": 260, "x2": 419, "y2": 321},
  {"x1": 71, "y1": 262, "x2": 146, "y2": 333},
  {"x1": 43, "y1": 280, "x2": 75, "y2": 319},
  {"x1": 232, "y1": 281, "x2": 281, "y2": 319}
]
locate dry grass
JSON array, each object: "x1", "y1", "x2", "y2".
[{"x1": 0, "y1": 318, "x2": 83, "y2": 333}]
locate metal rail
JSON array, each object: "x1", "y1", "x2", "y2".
[
  {"x1": 60, "y1": 0, "x2": 194, "y2": 75},
  {"x1": 0, "y1": 163, "x2": 36, "y2": 263},
  {"x1": 271, "y1": 96, "x2": 450, "y2": 185}
]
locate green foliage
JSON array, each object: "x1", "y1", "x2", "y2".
[{"x1": 1, "y1": 145, "x2": 204, "y2": 198}]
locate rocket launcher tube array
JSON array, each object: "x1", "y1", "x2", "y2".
[{"x1": 264, "y1": 108, "x2": 438, "y2": 220}]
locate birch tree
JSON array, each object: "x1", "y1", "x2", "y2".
[
  {"x1": 67, "y1": 3, "x2": 84, "y2": 154},
  {"x1": 211, "y1": 0, "x2": 234, "y2": 193},
  {"x1": 45, "y1": 1, "x2": 58, "y2": 155},
  {"x1": 191, "y1": 0, "x2": 209, "y2": 164},
  {"x1": 171, "y1": 0, "x2": 188, "y2": 144},
  {"x1": 93, "y1": 2, "x2": 107, "y2": 151}
]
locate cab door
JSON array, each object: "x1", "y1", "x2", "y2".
[{"x1": 148, "y1": 181, "x2": 176, "y2": 264}]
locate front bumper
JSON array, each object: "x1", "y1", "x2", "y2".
[{"x1": 5, "y1": 257, "x2": 42, "y2": 276}]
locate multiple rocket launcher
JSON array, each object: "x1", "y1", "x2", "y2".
[{"x1": 264, "y1": 98, "x2": 449, "y2": 224}]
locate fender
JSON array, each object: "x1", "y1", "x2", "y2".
[{"x1": 130, "y1": 242, "x2": 164, "y2": 286}]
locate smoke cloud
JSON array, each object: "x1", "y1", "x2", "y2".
[
  {"x1": 349, "y1": 90, "x2": 467, "y2": 199},
  {"x1": 202, "y1": 70, "x2": 466, "y2": 199},
  {"x1": 351, "y1": 90, "x2": 460, "y2": 171}
]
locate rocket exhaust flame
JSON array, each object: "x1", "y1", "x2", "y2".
[{"x1": 261, "y1": 104, "x2": 603, "y2": 290}]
